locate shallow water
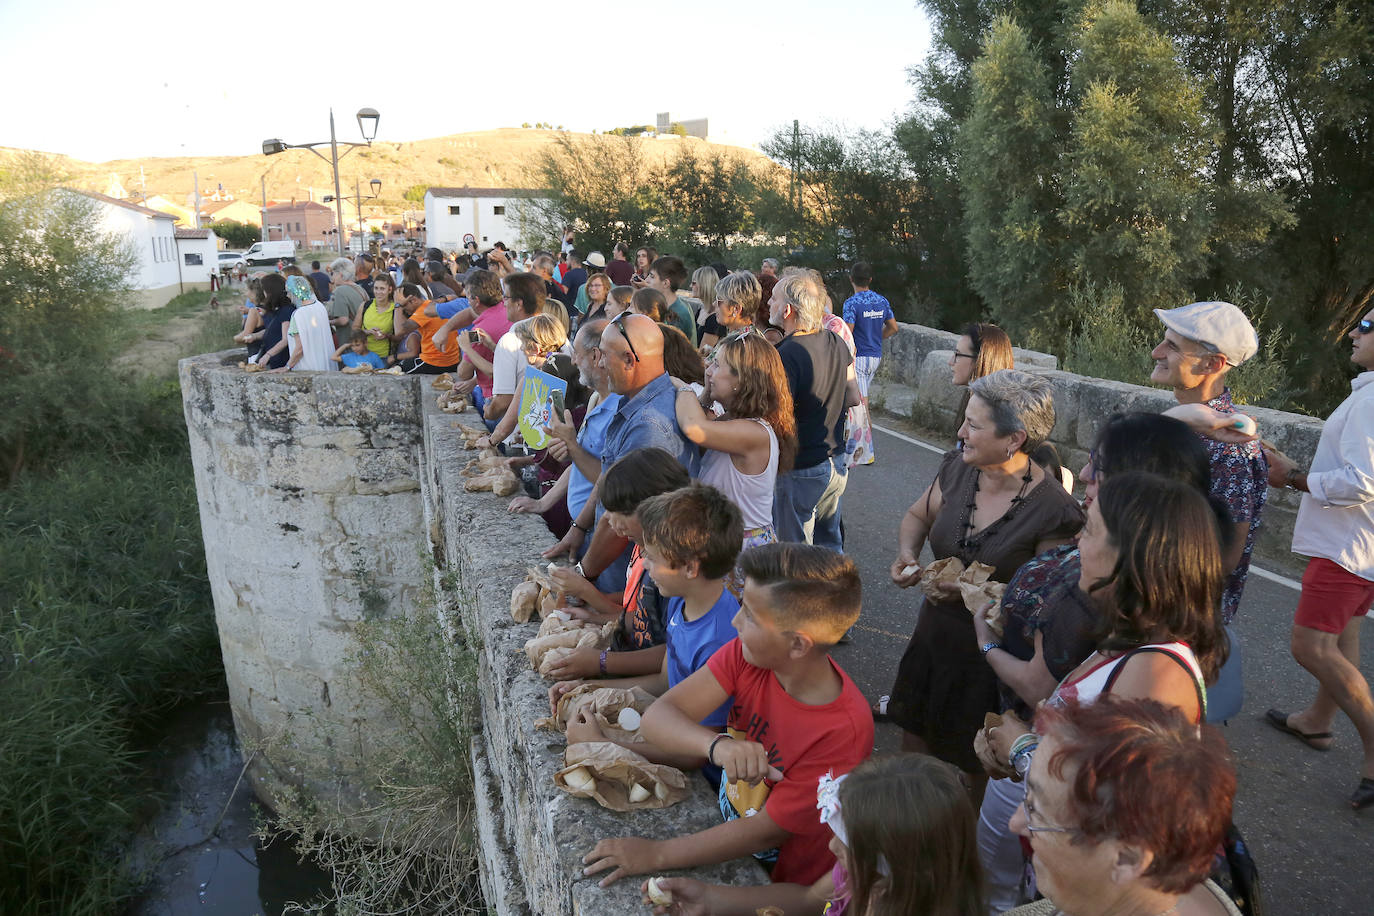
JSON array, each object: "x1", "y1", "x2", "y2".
[{"x1": 129, "y1": 703, "x2": 333, "y2": 916}]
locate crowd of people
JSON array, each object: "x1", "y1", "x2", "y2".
[{"x1": 227, "y1": 238, "x2": 1374, "y2": 916}]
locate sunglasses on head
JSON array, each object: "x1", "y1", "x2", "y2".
[{"x1": 610, "y1": 313, "x2": 640, "y2": 363}]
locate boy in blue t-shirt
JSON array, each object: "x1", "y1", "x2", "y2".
[
  {"x1": 840, "y1": 261, "x2": 897, "y2": 400},
  {"x1": 556, "y1": 482, "x2": 742, "y2": 770},
  {"x1": 333, "y1": 330, "x2": 389, "y2": 369}
]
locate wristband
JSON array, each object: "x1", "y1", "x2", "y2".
[
  {"x1": 708, "y1": 733, "x2": 734, "y2": 766},
  {"x1": 571, "y1": 521, "x2": 589, "y2": 533},
  {"x1": 980, "y1": 641, "x2": 1002, "y2": 657},
  {"x1": 598, "y1": 649, "x2": 608, "y2": 675}
]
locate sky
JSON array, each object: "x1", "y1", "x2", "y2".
[{"x1": 0, "y1": 0, "x2": 931, "y2": 162}]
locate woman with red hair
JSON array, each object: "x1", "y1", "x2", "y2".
[{"x1": 1005, "y1": 695, "x2": 1240, "y2": 915}]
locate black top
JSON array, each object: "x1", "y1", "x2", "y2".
[{"x1": 777, "y1": 330, "x2": 852, "y2": 469}]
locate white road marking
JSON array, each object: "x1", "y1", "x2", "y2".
[{"x1": 872, "y1": 421, "x2": 1303, "y2": 592}]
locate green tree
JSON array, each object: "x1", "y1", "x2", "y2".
[
  {"x1": 403, "y1": 183, "x2": 430, "y2": 203},
  {"x1": 524, "y1": 133, "x2": 659, "y2": 253},
  {"x1": 657, "y1": 146, "x2": 760, "y2": 259},
  {"x1": 209, "y1": 218, "x2": 259, "y2": 249},
  {"x1": 959, "y1": 15, "x2": 1060, "y2": 335},
  {"x1": 0, "y1": 154, "x2": 139, "y2": 481},
  {"x1": 670, "y1": 122, "x2": 688, "y2": 137}
]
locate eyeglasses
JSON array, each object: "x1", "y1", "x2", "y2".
[
  {"x1": 953, "y1": 352, "x2": 975, "y2": 361},
  {"x1": 1084, "y1": 448, "x2": 1098, "y2": 483},
  {"x1": 610, "y1": 313, "x2": 640, "y2": 363},
  {"x1": 1355, "y1": 319, "x2": 1373, "y2": 336},
  {"x1": 1023, "y1": 787, "x2": 1081, "y2": 836}
]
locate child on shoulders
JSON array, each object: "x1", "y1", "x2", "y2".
[
  {"x1": 557, "y1": 483, "x2": 743, "y2": 771},
  {"x1": 333, "y1": 330, "x2": 388, "y2": 370},
  {"x1": 582, "y1": 543, "x2": 874, "y2": 889}
]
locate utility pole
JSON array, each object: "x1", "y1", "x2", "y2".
[
  {"x1": 260, "y1": 176, "x2": 268, "y2": 242},
  {"x1": 790, "y1": 119, "x2": 800, "y2": 214},
  {"x1": 355, "y1": 178, "x2": 365, "y2": 255},
  {"x1": 192, "y1": 170, "x2": 202, "y2": 229},
  {"x1": 329, "y1": 108, "x2": 346, "y2": 257}
]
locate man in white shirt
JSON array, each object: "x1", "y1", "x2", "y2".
[{"x1": 1262, "y1": 308, "x2": 1374, "y2": 809}]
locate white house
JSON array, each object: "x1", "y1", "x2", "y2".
[
  {"x1": 71, "y1": 190, "x2": 183, "y2": 309},
  {"x1": 173, "y1": 227, "x2": 223, "y2": 288},
  {"x1": 423, "y1": 187, "x2": 546, "y2": 253}
]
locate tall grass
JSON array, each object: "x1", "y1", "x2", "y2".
[{"x1": 0, "y1": 292, "x2": 226, "y2": 915}]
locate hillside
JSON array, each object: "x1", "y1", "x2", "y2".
[{"x1": 0, "y1": 129, "x2": 774, "y2": 216}]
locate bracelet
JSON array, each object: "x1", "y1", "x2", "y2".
[
  {"x1": 980, "y1": 641, "x2": 1002, "y2": 657},
  {"x1": 598, "y1": 649, "x2": 608, "y2": 675},
  {"x1": 571, "y1": 521, "x2": 589, "y2": 533},
  {"x1": 1285, "y1": 466, "x2": 1304, "y2": 491},
  {"x1": 1010, "y1": 736, "x2": 1039, "y2": 776},
  {"x1": 1009, "y1": 732, "x2": 1038, "y2": 757},
  {"x1": 708, "y1": 733, "x2": 734, "y2": 766}
]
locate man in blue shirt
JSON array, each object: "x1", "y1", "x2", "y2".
[
  {"x1": 841, "y1": 261, "x2": 897, "y2": 402},
  {"x1": 544, "y1": 314, "x2": 694, "y2": 585}
]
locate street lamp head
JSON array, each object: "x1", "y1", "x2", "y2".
[
  {"x1": 370, "y1": 178, "x2": 382, "y2": 196},
  {"x1": 322, "y1": 195, "x2": 336, "y2": 203},
  {"x1": 262, "y1": 138, "x2": 287, "y2": 155},
  {"x1": 356, "y1": 107, "x2": 380, "y2": 141}
]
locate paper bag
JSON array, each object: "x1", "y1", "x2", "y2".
[{"x1": 555, "y1": 741, "x2": 688, "y2": 811}]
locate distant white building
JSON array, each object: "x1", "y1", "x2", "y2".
[
  {"x1": 423, "y1": 187, "x2": 545, "y2": 253},
  {"x1": 173, "y1": 227, "x2": 223, "y2": 289},
  {"x1": 70, "y1": 190, "x2": 183, "y2": 309}
]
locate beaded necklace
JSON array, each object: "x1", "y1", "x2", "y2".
[{"x1": 957, "y1": 461, "x2": 1036, "y2": 563}]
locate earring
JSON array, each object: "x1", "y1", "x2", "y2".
[{"x1": 1006, "y1": 446, "x2": 1013, "y2": 459}]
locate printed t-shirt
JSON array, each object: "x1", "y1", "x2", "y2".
[
  {"x1": 777, "y1": 331, "x2": 853, "y2": 469},
  {"x1": 470, "y1": 305, "x2": 515, "y2": 397},
  {"x1": 341, "y1": 350, "x2": 387, "y2": 369},
  {"x1": 614, "y1": 545, "x2": 668, "y2": 651},
  {"x1": 409, "y1": 304, "x2": 459, "y2": 367},
  {"x1": 706, "y1": 638, "x2": 874, "y2": 885},
  {"x1": 1202, "y1": 388, "x2": 1268, "y2": 623},
  {"x1": 665, "y1": 589, "x2": 740, "y2": 728},
  {"x1": 841, "y1": 290, "x2": 893, "y2": 359}
]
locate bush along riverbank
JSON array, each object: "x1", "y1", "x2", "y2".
[{"x1": 0, "y1": 291, "x2": 239, "y2": 914}]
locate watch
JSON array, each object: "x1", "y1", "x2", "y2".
[
  {"x1": 980, "y1": 642, "x2": 1002, "y2": 657},
  {"x1": 1285, "y1": 466, "x2": 1303, "y2": 490}
]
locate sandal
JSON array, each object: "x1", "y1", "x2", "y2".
[
  {"x1": 1352, "y1": 778, "x2": 1374, "y2": 810},
  {"x1": 1264, "y1": 708, "x2": 1333, "y2": 751},
  {"x1": 871, "y1": 695, "x2": 892, "y2": 724}
]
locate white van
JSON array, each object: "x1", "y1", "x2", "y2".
[{"x1": 244, "y1": 240, "x2": 297, "y2": 266}]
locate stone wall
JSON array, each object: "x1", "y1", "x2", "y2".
[
  {"x1": 179, "y1": 352, "x2": 429, "y2": 810},
  {"x1": 872, "y1": 322, "x2": 1324, "y2": 578},
  {"x1": 420, "y1": 408, "x2": 767, "y2": 916},
  {"x1": 180, "y1": 353, "x2": 765, "y2": 915}
]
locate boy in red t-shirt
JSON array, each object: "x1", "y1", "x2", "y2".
[{"x1": 582, "y1": 543, "x2": 873, "y2": 888}]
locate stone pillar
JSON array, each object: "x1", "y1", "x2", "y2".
[{"x1": 178, "y1": 352, "x2": 427, "y2": 811}]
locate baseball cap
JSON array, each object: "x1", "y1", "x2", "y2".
[
  {"x1": 1153, "y1": 301, "x2": 1258, "y2": 367},
  {"x1": 585, "y1": 251, "x2": 607, "y2": 268}
]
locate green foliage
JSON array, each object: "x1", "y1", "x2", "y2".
[
  {"x1": 263, "y1": 579, "x2": 483, "y2": 914},
  {"x1": 211, "y1": 219, "x2": 260, "y2": 249},
  {"x1": 605, "y1": 124, "x2": 655, "y2": 137},
  {"x1": 1063, "y1": 282, "x2": 1154, "y2": 382},
  {"x1": 658, "y1": 145, "x2": 761, "y2": 260},
  {"x1": 670, "y1": 122, "x2": 687, "y2": 137},
  {"x1": 962, "y1": 3, "x2": 1219, "y2": 348},
  {"x1": 524, "y1": 133, "x2": 660, "y2": 254},
  {"x1": 0, "y1": 445, "x2": 221, "y2": 914},
  {"x1": 402, "y1": 184, "x2": 430, "y2": 203}
]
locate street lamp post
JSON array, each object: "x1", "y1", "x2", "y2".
[
  {"x1": 262, "y1": 107, "x2": 380, "y2": 257},
  {"x1": 323, "y1": 177, "x2": 382, "y2": 256}
]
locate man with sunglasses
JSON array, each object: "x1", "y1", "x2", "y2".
[
  {"x1": 542, "y1": 313, "x2": 695, "y2": 585},
  {"x1": 1262, "y1": 309, "x2": 1374, "y2": 809}
]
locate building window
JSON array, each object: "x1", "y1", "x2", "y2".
[
  {"x1": 184, "y1": 253, "x2": 203, "y2": 266},
  {"x1": 493, "y1": 205, "x2": 505, "y2": 215},
  {"x1": 449, "y1": 205, "x2": 461, "y2": 215},
  {"x1": 295, "y1": 222, "x2": 301, "y2": 232}
]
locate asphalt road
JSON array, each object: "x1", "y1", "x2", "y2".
[{"x1": 829, "y1": 411, "x2": 1373, "y2": 915}]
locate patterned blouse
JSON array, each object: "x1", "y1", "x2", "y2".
[{"x1": 1203, "y1": 389, "x2": 1268, "y2": 623}]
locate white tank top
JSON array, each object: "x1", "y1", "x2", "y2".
[
  {"x1": 1050, "y1": 641, "x2": 1206, "y2": 721},
  {"x1": 698, "y1": 419, "x2": 778, "y2": 530}
]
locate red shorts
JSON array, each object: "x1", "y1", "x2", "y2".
[{"x1": 1294, "y1": 557, "x2": 1374, "y2": 634}]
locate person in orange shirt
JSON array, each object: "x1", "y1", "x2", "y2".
[{"x1": 395, "y1": 283, "x2": 460, "y2": 374}]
